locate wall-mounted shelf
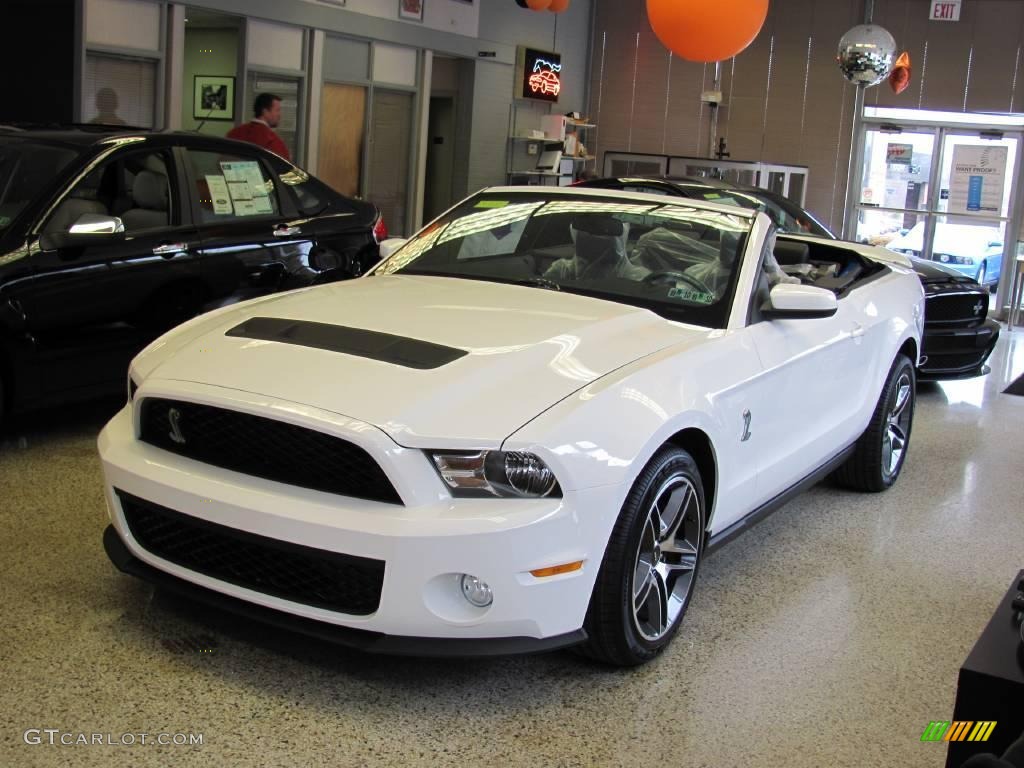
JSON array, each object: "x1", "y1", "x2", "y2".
[{"x1": 506, "y1": 105, "x2": 598, "y2": 186}]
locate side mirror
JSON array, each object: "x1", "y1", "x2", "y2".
[
  {"x1": 762, "y1": 283, "x2": 838, "y2": 320},
  {"x1": 38, "y1": 213, "x2": 126, "y2": 253},
  {"x1": 68, "y1": 213, "x2": 125, "y2": 235},
  {"x1": 378, "y1": 237, "x2": 408, "y2": 260}
]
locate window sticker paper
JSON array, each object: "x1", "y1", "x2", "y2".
[
  {"x1": 221, "y1": 161, "x2": 272, "y2": 216},
  {"x1": 205, "y1": 175, "x2": 234, "y2": 215}
]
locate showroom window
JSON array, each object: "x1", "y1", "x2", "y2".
[{"x1": 83, "y1": 53, "x2": 158, "y2": 128}]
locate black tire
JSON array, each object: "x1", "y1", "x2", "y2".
[
  {"x1": 578, "y1": 446, "x2": 706, "y2": 666},
  {"x1": 833, "y1": 353, "x2": 916, "y2": 492}
]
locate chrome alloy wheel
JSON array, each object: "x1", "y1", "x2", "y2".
[
  {"x1": 631, "y1": 475, "x2": 702, "y2": 642},
  {"x1": 882, "y1": 372, "x2": 913, "y2": 478}
]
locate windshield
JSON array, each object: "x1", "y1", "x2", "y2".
[
  {"x1": 375, "y1": 192, "x2": 752, "y2": 328},
  {"x1": 0, "y1": 137, "x2": 80, "y2": 232}
]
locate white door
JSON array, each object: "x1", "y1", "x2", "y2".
[{"x1": 744, "y1": 289, "x2": 874, "y2": 504}]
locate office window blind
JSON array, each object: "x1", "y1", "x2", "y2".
[{"x1": 83, "y1": 53, "x2": 157, "y2": 128}]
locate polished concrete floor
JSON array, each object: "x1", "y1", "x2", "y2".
[{"x1": 2, "y1": 332, "x2": 1023, "y2": 768}]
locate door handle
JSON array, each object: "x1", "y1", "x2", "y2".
[
  {"x1": 273, "y1": 225, "x2": 301, "y2": 237},
  {"x1": 153, "y1": 242, "x2": 188, "y2": 258},
  {"x1": 851, "y1": 322, "x2": 865, "y2": 340}
]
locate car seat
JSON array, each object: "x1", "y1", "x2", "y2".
[
  {"x1": 120, "y1": 169, "x2": 169, "y2": 230},
  {"x1": 45, "y1": 190, "x2": 109, "y2": 234},
  {"x1": 630, "y1": 225, "x2": 719, "y2": 272},
  {"x1": 773, "y1": 239, "x2": 810, "y2": 266}
]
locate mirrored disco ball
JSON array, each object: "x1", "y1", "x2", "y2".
[{"x1": 837, "y1": 24, "x2": 897, "y2": 86}]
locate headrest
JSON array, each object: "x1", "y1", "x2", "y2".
[
  {"x1": 572, "y1": 215, "x2": 624, "y2": 237},
  {"x1": 132, "y1": 170, "x2": 168, "y2": 211},
  {"x1": 774, "y1": 239, "x2": 810, "y2": 266}
]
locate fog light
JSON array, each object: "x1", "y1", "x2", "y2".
[{"x1": 459, "y1": 574, "x2": 493, "y2": 608}]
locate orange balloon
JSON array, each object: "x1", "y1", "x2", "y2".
[
  {"x1": 889, "y1": 51, "x2": 911, "y2": 94},
  {"x1": 526, "y1": 0, "x2": 551, "y2": 10},
  {"x1": 646, "y1": 0, "x2": 769, "y2": 62},
  {"x1": 548, "y1": 0, "x2": 570, "y2": 11}
]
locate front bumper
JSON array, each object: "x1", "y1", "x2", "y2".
[
  {"x1": 102, "y1": 526, "x2": 586, "y2": 656},
  {"x1": 98, "y1": 399, "x2": 617, "y2": 650},
  {"x1": 919, "y1": 318, "x2": 1000, "y2": 380}
]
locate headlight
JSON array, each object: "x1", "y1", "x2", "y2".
[
  {"x1": 936, "y1": 253, "x2": 975, "y2": 266},
  {"x1": 430, "y1": 450, "x2": 560, "y2": 498}
]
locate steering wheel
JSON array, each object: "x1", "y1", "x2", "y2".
[{"x1": 643, "y1": 270, "x2": 713, "y2": 294}]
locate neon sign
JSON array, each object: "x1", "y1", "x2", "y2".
[{"x1": 519, "y1": 47, "x2": 562, "y2": 103}]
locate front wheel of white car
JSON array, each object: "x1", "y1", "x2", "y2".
[
  {"x1": 834, "y1": 353, "x2": 916, "y2": 492},
  {"x1": 579, "y1": 446, "x2": 705, "y2": 666}
]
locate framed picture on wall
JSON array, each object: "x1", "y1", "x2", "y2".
[
  {"x1": 398, "y1": 0, "x2": 424, "y2": 22},
  {"x1": 193, "y1": 75, "x2": 235, "y2": 121}
]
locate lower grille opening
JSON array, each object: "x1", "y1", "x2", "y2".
[
  {"x1": 920, "y1": 351, "x2": 989, "y2": 372},
  {"x1": 118, "y1": 491, "x2": 384, "y2": 616}
]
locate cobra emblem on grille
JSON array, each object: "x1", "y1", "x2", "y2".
[
  {"x1": 167, "y1": 408, "x2": 186, "y2": 445},
  {"x1": 973, "y1": 300, "x2": 984, "y2": 316}
]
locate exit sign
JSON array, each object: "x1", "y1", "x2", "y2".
[{"x1": 931, "y1": 0, "x2": 961, "y2": 21}]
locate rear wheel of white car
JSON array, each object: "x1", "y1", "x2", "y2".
[
  {"x1": 579, "y1": 446, "x2": 705, "y2": 666},
  {"x1": 834, "y1": 353, "x2": 915, "y2": 492}
]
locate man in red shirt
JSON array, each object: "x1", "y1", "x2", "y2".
[{"x1": 226, "y1": 93, "x2": 290, "y2": 160}]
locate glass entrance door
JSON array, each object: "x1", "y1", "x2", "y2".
[
  {"x1": 929, "y1": 132, "x2": 1018, "y2": 286},
  {"x1": 853, "y1": 127, "x2": 936, "y2": 250},
  {"x1": 853, "y1": 117, "x2": 1022, "y2": 300}
]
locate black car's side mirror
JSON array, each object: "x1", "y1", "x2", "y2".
[{"x1": 38, "y1": 214, "x2": 126, "y2": 256}]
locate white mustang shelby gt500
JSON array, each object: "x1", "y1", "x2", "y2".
[{"x1": 99, "y1": 188, "x2": 924, "y2": 666}]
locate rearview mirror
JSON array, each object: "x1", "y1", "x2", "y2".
[
  {"x1": 378, "y1": 238, "x2": 408, "y2": 260},
  {"x1": 762, "y1": 283, "x2": 838, "y2": 320}
]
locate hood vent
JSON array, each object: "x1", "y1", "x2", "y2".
[{"x1": 226, "y1": 316, "x2": 468, "y2": 370}]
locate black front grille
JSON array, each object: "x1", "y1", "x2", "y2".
[
  {"x1": 118, "y1": 491, "x2": 385, "y2": 615},
  {"x1": 925, "y1": 293, "x2": 988, "y2": 325},
  {"x1": 139, "y1": 398, "x2": 402, "y2": 504}
]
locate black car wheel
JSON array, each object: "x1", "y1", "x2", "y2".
[
  {"x1": 579, "y1": 446, "x2": 705, "y2": 666},
  {"x1": 834, "y1": 353, "x2": 916, "y2": 492}
]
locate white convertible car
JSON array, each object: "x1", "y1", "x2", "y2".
[{"x1": 99, "y1": 187, "x2": 924, "y2": 666}]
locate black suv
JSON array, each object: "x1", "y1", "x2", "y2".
[
  {"x1": 0, "y1": 127, "x2": 384, "y2": 426},
  {"x1": 577, "y1": 176, "x2": 1000, "y2": 380}
]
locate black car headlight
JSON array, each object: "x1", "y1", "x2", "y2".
[{"x1": 430, "y1": 450, "x2": 561, "y2": 498}]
